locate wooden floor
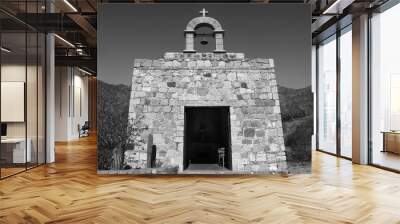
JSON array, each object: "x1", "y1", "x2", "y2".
[
  {"x1": 0, "y1": 167, "x2": 26, "y2": 178},
  {"x1": 1, "y1": 136, "x2": 400, "y2": 224},
  {"x1": 372, "y1": 150, "x2": 400, "y2": 171}
]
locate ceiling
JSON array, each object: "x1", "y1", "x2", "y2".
[{"x1": 0, "y1": 0, "x2": 391, "y2": 75}]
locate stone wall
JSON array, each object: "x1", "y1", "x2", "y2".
[{"x1": 127, "y1": 52, "x2": 288, "y2": 174}]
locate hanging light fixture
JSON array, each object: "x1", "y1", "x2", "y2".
[
  {"x1": 54, "y1": 34, "x2": 75, "y2": 48},
  {"x1": 63, "y1": 0, "x2": 78, "y2": 12},
  {"x1": 1, "y1": 47, "x2": 11, "y2": 53}
]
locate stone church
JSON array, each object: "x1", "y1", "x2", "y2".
[{"x1": 126, "y1": 9, "x2": 288, "y2": 174}]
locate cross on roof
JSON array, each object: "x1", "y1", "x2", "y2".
[{"x1": 199, "y1": 8, "x2": 208, "y2": 17}]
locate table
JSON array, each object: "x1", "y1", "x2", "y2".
[
  {"x1": 1, "y1": 138, "x2": 31, "y2": 163},
  {"x1": 382, "y1": 131, "x2": 400, "y2": 154}
]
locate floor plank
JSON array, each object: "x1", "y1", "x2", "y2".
[{"x1": 1, "y1": 136, "x2": 400, "y2": 224}]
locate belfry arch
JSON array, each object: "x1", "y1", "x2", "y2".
[{"x1": 183, "y1": 9, "x2": 226, "y2": 53}]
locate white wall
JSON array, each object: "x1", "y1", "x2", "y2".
[
  {"x1": 55, "y1": 67, "x2": 89, "y2": 141},
  {"x1": 55, "y1": 66, "x2": 69, "y2": 141},
  {"x1": 1, "y1": 65, "x2": 26, "y2": 138},
  {"x1": 72, "y1": 73, "x2": 89, "y2": 138},
  {"x1": 1, "y1": 64, "x2": 40, "y2": 138}
]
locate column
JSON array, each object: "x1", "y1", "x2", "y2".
[
  {"x1": 45, "y1": 0, "x2": 55, "y2": 163},
  {"x1": 184, "y1": 32, "x2": 195, "y2": 53},
  {"x1": 352, "y1": 14, "x2": 369, "y2": 164},
  {"x1": 46, "y1": 32, "x2": 55, "y2": 163},
  {"x1": 214, "y1": 33, "x2": 225, "y2": 52}
]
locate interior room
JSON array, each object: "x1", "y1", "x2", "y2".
[
  {"x1": 0, "y1": 20, "x2": 46, "y2": 178},
  {"x1": 1, "y1": 0, "x2": 400, "y2": 223}
]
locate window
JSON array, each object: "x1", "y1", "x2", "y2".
[
  {"x1": 317, "y1": 35, "x2": 337, "y2": 154},
  {"x1": 339, "y1": 27, "x2": 352, "y2": 158},
  {"x1": 370, "y1": 3, "x2": 400, "y2": 171},
  {"x1": 316, "y1": 25, "x2": 353, "y2": 159}
]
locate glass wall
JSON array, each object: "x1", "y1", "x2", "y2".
[
  {"x1": 316, "y1": 24, "x2": 353, "y2": 159},
  {"x1": 317, "y1": 35, "x2": 337, "y2": 154},
  {"x1": 370, "y1": 3, "x2": 400, "y2": 171},
  {"x1": 0, "y1": 31, "x2": 28, "y2": 177},
  {"x1": 339, "y1": 27, "x2": 352, "y2": 158},
  {"x1": 0, "y1": 2, "x2": 46, "y2": 179}
]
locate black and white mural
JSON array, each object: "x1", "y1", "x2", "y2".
[{"x1": 97, "y1": 4, "x2": 312, "y2": 175}]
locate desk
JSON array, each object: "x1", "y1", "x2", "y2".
[
  {"x1": 1, "y1": 138, "x2": 31, "y2": 163},
  {"x1": 382, "y1": 131, "x2": 400, "y2": 154}
]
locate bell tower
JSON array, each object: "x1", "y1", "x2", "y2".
[{"x1": 183, "y1": 9, "x2": 226, "y2": 53}]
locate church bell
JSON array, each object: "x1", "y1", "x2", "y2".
[{"x1": 200, "y1": 38, "x2": 208, "y2": 45}]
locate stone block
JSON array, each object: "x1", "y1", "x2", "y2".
[
  {"x1": 259, "y1": 94, "x2": 268, "y2": 100},
  {"x1": 142, "y1": 86, "x2": 152, "y2": 92},
  {"x1": 256, "y1": 153, "x2": 266, "y2": 162},
  {"x1": 242, "y1": 139, "x2": 252, "y2": 145},
  {"x1": 130, "y1": 98, "x2": 140, "y2": 105},
  {"x1": 267, "y1": 129, "x2": 278, "y2": 137},
  {"x1": 164, "y1": 52, "x2": 176, "y2": 60},
  {"x1": 174, "y1": 136, "x2": 183, "y2": 143},
  {"x1": 197, "y1": 87, "x2": 209, "y2": 96},
  {"x1": 161, "y1": 106, "x2": 171, "y2": 112},
  {"x1": 237, "y1": 73, "x2": 247, "y2": 82},
  {"x1": 269, "y1": 144, "x2": 279, "y2": 152},
  {"x1": 153, "y1": 134, "x2": 164, "y2": 145},
  {"x1": 232, "y1": 152, "x2": 241, "y2": 160},
  {"x1": 188, "y1": 61, "x2": 196, "y2": 68},
  {"x1": 244, "y1": 128, "x2": 255, "y2": 137},
  {"x1": 227, "y1": 72, "x2": 236, "y2": 81},
  {"x1": 273, "y1": 106, "x2": 281, "y2": 114},
  {"x1": 172, "y1": 60, "x2": 181, "y2": 67},
  {"x1": 167, "y1": 82, "x2": 176, "y2": 87},
  {"x1": 255, "y1": 130, "x2": 265, "y2": 137},
  {"x1": 203, "y1": 72, "x2": 212, "y2": 78},
  {"x1": 255, "y1": 99, "x2": 275, "y2": 106}
]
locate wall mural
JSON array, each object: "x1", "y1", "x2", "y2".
[{"x1": 97, "y1": 4, "x2": 312, "y2": 175}]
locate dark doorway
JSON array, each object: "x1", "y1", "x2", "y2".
[{"x1": 184, "y1": 107, "x2": 231, "y2": 170}]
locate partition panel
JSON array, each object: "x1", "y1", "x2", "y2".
[{"x1": 0, "y1": 31, "x2": 28, "y2": 178}]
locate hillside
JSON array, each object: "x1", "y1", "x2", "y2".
[{"x1": 279, "y1": 85, "x2": 313, "y2": 173}]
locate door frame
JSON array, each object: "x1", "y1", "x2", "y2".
[{"x1": 183, "y1": 106, "x2": 232, "y2": 170}]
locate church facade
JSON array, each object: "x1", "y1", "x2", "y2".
[{"x1": 125, "y1": 10, "x2": 288, "y2": 174}]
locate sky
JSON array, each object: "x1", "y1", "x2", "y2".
[{"x1": 98, "y1": 4, "x2": 311, "y2": 89}]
